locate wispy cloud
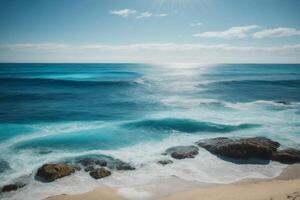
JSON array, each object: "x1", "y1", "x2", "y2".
[
  {"x1": 194, "y1": 25, "x2": 259, "y2": 38},
  {"x1": 190, "y1": 22, "x2": 203, "y2": 27},
  {"x1": 136, "y1": 12, "x2": 153, "y2": 19},
  {"x1": 0, "y1": 43, "x2": 69, "y2": 50},
  {"x1": 136, "y1": 12, "x2": 167, "y2": 19},
  {"x1": 156, "y1": 13, "x2": 167, "y2": 17},
  {"x1": 110, "y1": 8, "x2": 166, "y2": 19},
  {"x1": 110, "y1": 9, "x2": 137, "y2": 17},
  {"x1": 253, "y1": 27, "x2": 300, "y2": 38},
  {"x1": 2, "y1": 42, "x2": 300, "y2": 52},
  {"x1": 1, "y1": 42, "x2": 299, "y2": 63}
]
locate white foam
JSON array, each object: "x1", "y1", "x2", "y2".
[{"x1": 0, "y1": 133, "x2": 288, "y2": 200}]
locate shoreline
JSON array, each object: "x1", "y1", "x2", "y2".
[{"x1": 45, "y1": 164, "x2": 300, "y2": 200}]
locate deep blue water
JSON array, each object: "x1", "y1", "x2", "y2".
[{"x1": 0, "y1": 63, "x2": 300, "y2": 195}]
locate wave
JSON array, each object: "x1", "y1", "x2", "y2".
[
  {"x1": 123, "y1": 118, "x2": 260, "y2": 133},
  {"x1": 0, "y1": 77, "x2": 142, "y2": 88},
  {"x1": 203, "y1": 79, "x2": 300, "y2": 88},
  {"x1": 0, "y1": 121, "x2": 107, "y2": 149},
  {"x1": 200, "y1": 79, "x2": 300, "y2": 102},
  {"x1": 224, "y1": 100, "x2": 300, "y2": 110}
]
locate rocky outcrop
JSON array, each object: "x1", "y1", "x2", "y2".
[
  {"x1": 89, "y1": 168, "x2": 111, "y2": 179},
  {"x1": 1, "y1": 183, "x2": 25, "y2": 193},
  {"x1": 36, "y1": 163, "x2": 77, "y2": 182},
  {"x1": 157, "y1": 160, "x2": 173, "y2": 166},
  {"x1": 196, "y1": 137, "x2": 300, "y2": 164},
  {"x1": 272, "y1": 148, "x2": 300, "y2": 164},
  {"x1": 165, "y1": 145, "x2": 199, "y2": 159},
  {"x1": 197, "y1": 137, "x2": 279, "y2": 160}
]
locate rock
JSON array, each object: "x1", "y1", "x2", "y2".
[
  {"x1": 0, "y1": 159, "x2": 10, "y2": 174},
  {"x1": 197, "y1": 137, "x2": 280, "y2": 160},
  {"x1": 276, "y1": 101, "x2": 290, "y2": 105},
  {"x1": 36, "y1": 163, "x2": 76, "y2": 182},
  {"x1": 78, "y1": 158, "x2": 107, "y2": 167},
  {"x1": 74, "y1": 165, "x2": 81, "y2": 171},
  {"x1": 165, "y1": 145, "x2": 199, "y2": 159},
  {"x1": 95, "y1": 160, "x2": 107, "y2": 167},
  {"x1": 272, "y1": 148, "x2": 300, "y2": 164},
  {"x1": 116, "y1": 162, "x2": 135, "y2": 170},
  {"x1": 84, "y1": 165, "x2": 95, "y2": 172},
  {"x1": 1, "y1": 183, "x2": 25, "y2": 193},
  {"x1": 157, "y1": 160, "x2": 173, "y2": 166},
  {"x1": 89, "y1": 168, "x2": 111, "y2": 179}
]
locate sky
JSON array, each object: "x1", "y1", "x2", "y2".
[{"x1": 0, "y1": 0, "x2": 300, "y2": 63}]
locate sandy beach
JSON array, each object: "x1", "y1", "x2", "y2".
[{"x1": 45, "y1": 164, "x2": 300, "y2": 200}]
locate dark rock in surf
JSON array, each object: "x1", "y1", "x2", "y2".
[
  {"x1": 276, "y1": 100, "x2": 290, "y2": 105},
  {"x1": 95, "y1": 160, "x2": 107, "y2": 167},
  {"x1": 36, "y1": 163, "x2": 77, "y2": 182},
  {"x1": 272, "y1": 148, "x2": 300, "y2": 164},
  {"x1": 116, "y1": 162, "x2": 135, "y2": 170},
  {"x1": 1, "y1": 183, "x2": 25, "y2": 193},
  {"x1": 77, "y1": 158, "x2": 107, "y2": 172},
  {"x1": 77, "y1": 158, "x2": 107, "y2": 167},
  {"x1": 84, "y1": 165, "x2": 95, "y2": 172},
  {"x1": 165, "y1": 145, "x2": 199, "y2": 159},
  {"x1": 157, "y1": 160, "x2": 173, "y2": 166},
  {"x1": 0, "y1": 159, "x2": 10, "y2": 174},
  {"x1": 197, "y1": 137, "x2": 280, "y2": 160},
  {"x1": 89, "y1": 168, "x2": 111, "y2": 179}
]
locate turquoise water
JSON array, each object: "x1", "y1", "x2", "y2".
[{"x1": 0, "y1": 63, "x2": 300, "y2": 199}]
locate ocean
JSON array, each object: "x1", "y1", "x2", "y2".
[{"x1": 0, "y1": 63, "x2": 300, "y2": 200}]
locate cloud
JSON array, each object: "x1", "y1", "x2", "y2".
[
  {"x1": 110, "y1": 9, "x2": 166, "y2": 19},
  {"x1": 1, "y1": 42, "x2": 300, "y2": 63},
  {"x1": 156, "y1": 13, "x2": 167, "y2": 17},
  {"x1": 79, "y1": 43, "x2": 300, "y2": 52},
  {"x1": 2, "y1": 42, "x2": 300, "y2": 52},
  {"x1": 110, "y1": 9, "x2": 137, "y2": 17},
  {"x1": 190, "y1": 22, "x2": 203, "y2": 27},
  {"x1": 136, "y1": 12, "x2": 153, "y2": 19},
  {"x1": 253, "y1": 27, "x2": 300, "y2": 38},
  {"x1": 136, "y1": 12, "x2": 167, "y2": 19},
  {"x1": 0, "y1": 43, "x2": 69, "y2": 50},
  {"x1": 194, "y1": 25, "x2": 259, "y2": 38}
]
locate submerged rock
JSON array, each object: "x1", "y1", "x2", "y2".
[
  {"x1": 272, "y1": 148, "x2": 300, "y2": 164},
  {"x1": 276, "y1": 100, "x2": 290, "y2": 105},
  {"x1": 1, "y1": 183, "x2": 25, "y2": 193},
  {"x1": 84, "y1": 165, "x2": 95, "y2": 172},
  {"x1": 0, "y1": 159, "x2": 10, "y2": 174},
  {"x1": 89, "y1": 168, "x2": 111, "y2": 179},
  {"x1": 77, "y1": 157, "x2": 107, "y2": 173},
  {"x1": 78, "y1": 158, "x2": 107, "y2": 167},
  {"x1": 36, "y1": 163, "x2": 77, "y2": 182},
  {"x1": 116, "y1": 162, "x2": 135, "y2": 170},
  {"x1": 75, "y1": 155, "x2": 135, "y2": 172},
  {"x1": 165, "y1": 145, "x2": 199, "y2": 159},
  {"x1": 157, "y1": 160, "x2": 173, "y2": 166},
  {"x1": 197, "y1": 137, "x2": 280, "y2": 160}
]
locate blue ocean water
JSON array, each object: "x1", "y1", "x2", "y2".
[{"x1": 0, "y1": 63, "x2": 300, "y2": 199}]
